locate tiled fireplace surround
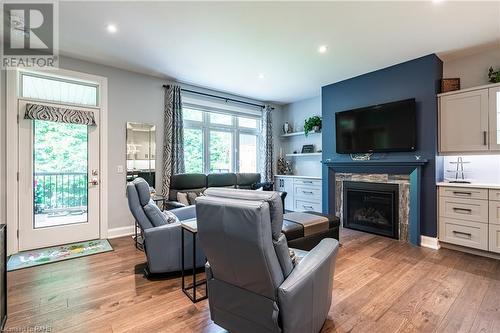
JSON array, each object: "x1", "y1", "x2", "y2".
[
  {"x1": 335, "y1": 173, "x2": 410, "y2": 241},
  {"x1": 325, "y1": 160, "x2": 428, "y2": 245}
]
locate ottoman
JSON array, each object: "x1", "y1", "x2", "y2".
[{"x1": 282, "y1": 211, "x2": 340, "y2": 251}]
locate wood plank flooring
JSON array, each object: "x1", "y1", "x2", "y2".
[{"x1": 5, "y1": 228, "x2": 500, "y2": 333}]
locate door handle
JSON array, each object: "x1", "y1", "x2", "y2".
[
  {"x1": 453, "y1": 231, "x2": 472, "y2": 239},
  {"x1": 453, "y1": 207, "x2": 472, "y2": 214},
  {"x1": 483, "y1": 131, "x2": 487, "y2": 146},
  {"x1": 88, "y1": 178, "x2": 99, "y2": 185},
  {"x1": 453, "y1": 191, "x2": 472, "y2": 196}
]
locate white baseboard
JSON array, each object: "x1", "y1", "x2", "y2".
[
  {"x1": 420, "y1": 235, "x2": 440, "y2": 250},
  {"x1": 107, "y1": 225, "x2": 135, "y2": 239}
]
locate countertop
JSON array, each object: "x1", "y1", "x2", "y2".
[
  {"x1": 436, "y1": 182, "x2": 500, "y2": 190},
  {"x1": 275, "y1": 174, "x2": 322, "y2": 180}
]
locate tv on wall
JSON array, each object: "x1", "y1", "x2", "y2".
[{"x1": 335, "y1": 98, "x2": 416, "y2": 154}]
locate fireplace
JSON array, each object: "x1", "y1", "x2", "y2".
[{"x1": 343, "y1": 181, "x2": 399, "y2": 239}]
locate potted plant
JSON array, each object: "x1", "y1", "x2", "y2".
[
  {"x1": 488, "y1": 67, "x2": 500, "y2": 83},
  {"x1": 304, "y1": 116, "x2": 322, "y2": 136}
]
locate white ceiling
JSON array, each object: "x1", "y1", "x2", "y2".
[{"x1": 59, "y1": 1, "x2": 500, "y2": 104}]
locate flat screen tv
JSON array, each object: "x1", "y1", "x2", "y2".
[{"x1": 335, "y1": 98, "x2": 416, "y2": 154}]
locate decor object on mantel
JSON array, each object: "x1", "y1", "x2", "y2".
[
  {"x1": 350, "y1": 153, "x2": 373, "y2": 161},
  {"x1": 303, "y1": 115, "x2": 322, "y2": 136},
  {"x1": 441, "y1": 78, "x2": 460, "y2": 93},
  {"x1": 445, "y1": 156, "x2": 471, "y2": 184},
  {"x1": 488, "y1": 67, "x2": 500, "y2": 83}
]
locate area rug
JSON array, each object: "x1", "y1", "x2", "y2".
[{"x1": 7, "y1": 239, "x2": 113, "y2": 271}]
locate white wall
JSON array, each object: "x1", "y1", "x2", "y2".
[
  {"x1": 443, "y1": 46, "x2": 500, "y2": 90},
  {"x1": 278, "y1": 96, "x2": 322, "y2": 177}
]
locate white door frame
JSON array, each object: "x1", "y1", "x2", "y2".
[{"x1": 6, "y1": 68, "x2": 108, "y2": 255}]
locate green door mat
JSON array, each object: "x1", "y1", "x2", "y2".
[{"x1": 7, "y1": 239, "x2": 113, "y2": 271}]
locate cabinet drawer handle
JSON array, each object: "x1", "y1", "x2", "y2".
[
  {"x1": 453, "y1": 231, "x2": 472, "y2": 239},
  {"x1": 302, "y1": 181, "x2": 313, "y2": 184},
  {"x1": 303, "y1": 205, "x2": 314, "y2": 210},
  {"x1": 302, "y1": 191, "x2": 314, "y2": 195},
  {"x1": 483, "y1": 131, "x2": 487, "y2": 146},
  {"x1": 453, "y1": 207, "x2": 472, "y2": 214},
  {"x1": 452, "y1": 191, "x2": 472, "y2": 196}
]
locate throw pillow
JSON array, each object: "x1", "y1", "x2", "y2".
[
  {"x1": 177, "y1": 192, "x2": 190, "y2": 206},
  {"x1": 187, "y1": 192, "x2": 200, "y2": 205},
  {"x1": 161, "y1": 210, "x2": 180, "y2": 224}
]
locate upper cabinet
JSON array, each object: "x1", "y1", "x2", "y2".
[
  {"x1": 489, "y1": 86, "x2": 500, "y2": 151},
  {"x1": 439, "y1": 84, "x2": 500, "y2": 153}
]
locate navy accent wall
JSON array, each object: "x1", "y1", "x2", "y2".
[{"x1": 321, "y1": 54, "x2": 443, "y2": 237}]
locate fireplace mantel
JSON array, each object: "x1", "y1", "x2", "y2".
[
  {"x1": 324, "y1": 158, "x2": 429, "y2": 246},
  {"x1": 323, "y1": 159, "x2": 428, "y2": 168}
]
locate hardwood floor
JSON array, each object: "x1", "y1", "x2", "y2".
[{"x1": 5, "y1": 228, "x2": 500, "y2": 333}]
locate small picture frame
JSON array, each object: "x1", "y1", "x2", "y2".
[
  {"x1": 441, "y1": 78, "x2": 460, "y2": 93},
  {"x1": 301, "y1": 144, "x2": 314, "y2": 154}
]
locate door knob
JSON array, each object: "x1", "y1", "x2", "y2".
[{"x1": 89, "y1": 177, "x2": 99, "y2": 185}]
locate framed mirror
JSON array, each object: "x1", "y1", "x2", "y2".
[{"x1": 126, "y1": 122, "x2": 156, "y2": 189}]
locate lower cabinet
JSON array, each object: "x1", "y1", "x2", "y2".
[
  {"x1": 489, "y1": 224, "x2": 500, "y2": 254},
  {"x1": 439, "y1": 217, "x2": 488, "y2": 251},
  {"x1": 438, "y1": 185, "x2": 500, "y2": 254},
  {"x1": 275, "y1": 176, "x2": 322, "y2": 212}
]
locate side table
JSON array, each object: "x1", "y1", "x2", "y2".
[{"x1": 181, "y1": 218, "x2": 207, "y2": 303}]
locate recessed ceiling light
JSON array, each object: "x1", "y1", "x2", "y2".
[
  {"x1": 258, "y1": 73, "x2": 265, "y2": 79},
  {"x1": 432, "y1": 0, "x2": 443, "y2": 3},
  {"x1": 106, "y1": 24, "x2": 118, "y2": 34},
  {"x1": 318, "y1": 45, "x2": 328, "y2": 54}
]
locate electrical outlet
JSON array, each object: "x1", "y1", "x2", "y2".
[{"x1": 117, "y1": 165, "x2": 124, "y2": 174}]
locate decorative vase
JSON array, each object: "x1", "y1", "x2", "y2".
[{"x1": 283, "y1": 122, "x2": 292, "y2": 134}]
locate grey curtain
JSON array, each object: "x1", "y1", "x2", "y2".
[
  {"x1": 25, "y1": 103, "x2": 96, "y2": 126},
  {"x1": 261, "y1": 105, "x2": 274, "y2": 182},
  {"x1": 161, "y1": 85, "x2": 185, "y2": 197}
]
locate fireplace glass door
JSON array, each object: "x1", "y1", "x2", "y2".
[{"x1": 343, "y1": 182, "x2": 399, "y2": 239}]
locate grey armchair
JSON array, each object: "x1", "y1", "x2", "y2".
[
  {"x1": 126, "y1": 178, "x2": 205, "y2": 275},
  {"x1": 196, "y1": 188, "x2": 339, "y2": 333}
]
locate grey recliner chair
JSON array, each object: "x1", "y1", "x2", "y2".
[
  {"x1": 196, "y1": 188, "x2": 339, "y2": 333},
  {"x1": 127, "y1": 178, "x2": 205, "y2": 275}
]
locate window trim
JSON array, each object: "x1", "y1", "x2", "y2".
[
  {"x1": 183, "y1": 107, "x2": 261, "y2": 174},
  {"x1": 19, "y1": 71, "x2": 100, "y2": 109}
]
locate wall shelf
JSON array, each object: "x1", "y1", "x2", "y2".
[
  {"x1": 281, "y1": 131, "x2": 321, "y2": 138},
  {"x1": 285, "y1": 153, "x2": 322, "y2": 157}
]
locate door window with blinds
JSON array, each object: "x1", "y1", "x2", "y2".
[{"x1": 182, "y1": 95, "x2": 261, "y2": 174}]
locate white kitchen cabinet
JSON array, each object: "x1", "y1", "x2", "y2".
[
  {"x1": 439, "y1": 83, "x2": 500, "y2": 153},
  {"x1": 275, "y1": 176, "x2": 322, "y2": 212},
  {"x1": 439, "y1": 88, "x2": 489, "y2": 153},
  {"x1": 275, "y1": 176, "x2": 294, "y2": 210},
  {"x1": 438, "y1": 183, "x2": 500, "y2": 255},
  {"x1": 489, "y1": 86, "x2": 500, "y2": 151}
]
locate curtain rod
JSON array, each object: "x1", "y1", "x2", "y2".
[{"x1": 163, "y1": 84, "x2": 266, "y2": 109}]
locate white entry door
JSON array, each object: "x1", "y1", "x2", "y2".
[{"x1": 18, "y1": 99, "x2": 100, "y2": 250}]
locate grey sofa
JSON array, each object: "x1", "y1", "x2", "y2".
[
  {"x1": 126, "y1": 178, "x2": 205, "y2": 275},
  {"x1": 196, "y1": 188, "x2": 339, "y2": 333},
  {"x1": 165, "y1": 172, "x2": 262, "y2": 210}
]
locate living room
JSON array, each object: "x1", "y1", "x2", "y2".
[{"x1": 1, "y1": 1, "x2": 500, "y2": 332}]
